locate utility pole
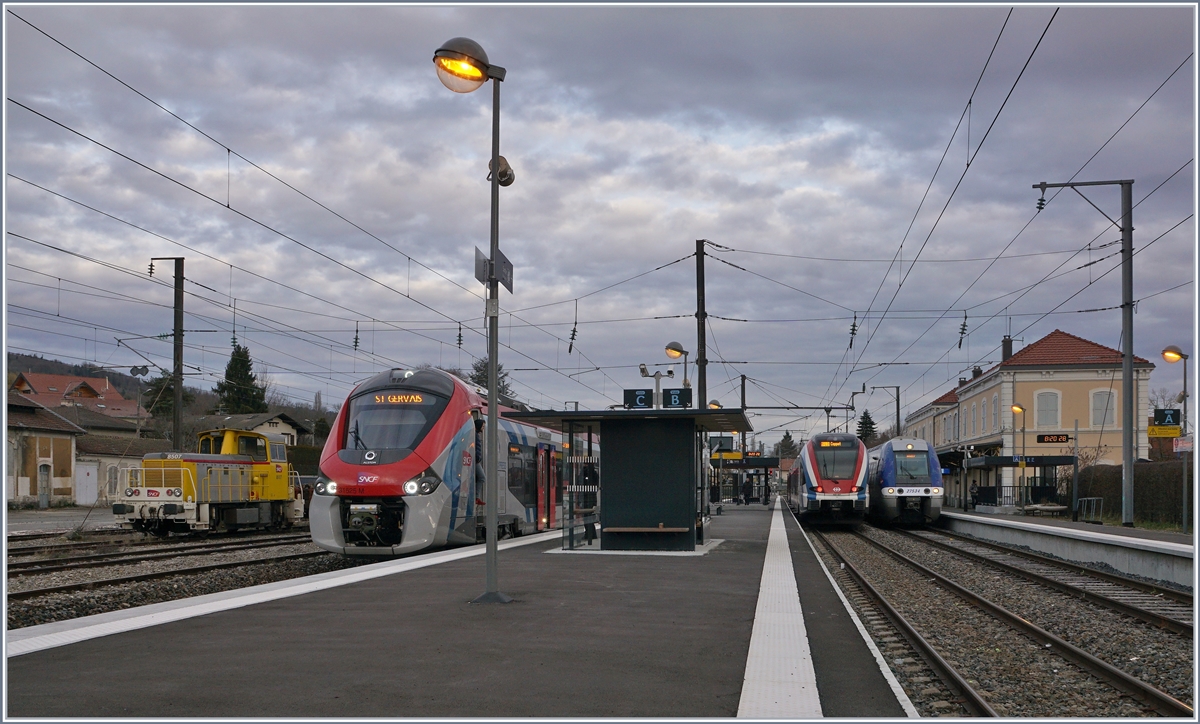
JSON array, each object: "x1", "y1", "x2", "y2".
[
  {"x1": 872, "y1": 386, "x2": 901, "y2": 438},
  {"x1": 1034, "y1": 179, "x2": 1134, "y2": 526},
  {"x1": 152, "y1": 257, "x2": 184, "y2": 451},
  {"x1": 740, "y1": 375, "x2": 747, "y2": 454},
  {"x1": 695, "y1": 240, "x2": 708, "y2": 406}
]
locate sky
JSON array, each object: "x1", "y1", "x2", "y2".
[{"x1": 4, "y1": 3, "x2": 1197, "y2": 450}]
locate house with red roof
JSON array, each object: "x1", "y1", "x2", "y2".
[
  {"x1": 904, "y1": 330, "x2": 1154, "y2": 510},
  {"x1": 6, "y1": 391, "x2": 86, "y2": 506},
  {"x1": 8, "y1": 372, "x2": 145, "y2": 422}
]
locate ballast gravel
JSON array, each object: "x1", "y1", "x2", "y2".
[{"x1": 7, "y1": 542, "x2": 373, "y2": 630}]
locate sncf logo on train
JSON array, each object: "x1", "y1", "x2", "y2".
[
  {"x1": 374, "y1": 393, "x2": 425, "y2": 404},
  {"x1": 357, "y1": 472, "x2": 380, "y2": 484}
]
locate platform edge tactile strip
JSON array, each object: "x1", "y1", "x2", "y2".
[{"x1": 736, "y1": 502, "x2": 823, "y2": 718}]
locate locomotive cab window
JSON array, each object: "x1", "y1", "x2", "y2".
[
  {"x1": 270, "y1": 443, "x2": 286, "y2": 462},
  {"x1": 895, "y1": 452, "x2": 930, "y2": 480},
  {"x1": 199, "y1": 437, "x2": 212, "y2": 454},
  {"x1": 813, "y1": 438, "x2": 859, "y2": 480},
  {"x1": 345, "y1": 390, "x2": 450, "y2": 451},
  {"x1": 239, "y1": 435, "x2": 268, "y2": 461}
]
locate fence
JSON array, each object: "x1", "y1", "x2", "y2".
[{"x1": 976, "y1": 485, "x2": 1059, "y2": 507}]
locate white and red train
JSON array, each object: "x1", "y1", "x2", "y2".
[
  {"x1": 310, "y1": 368, "x2": 576, "y2": 557},
  {"x1": 786, "y1": 432, "x2": 869, "y2": 523}
]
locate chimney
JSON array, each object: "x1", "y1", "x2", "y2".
[
  {"x1": 972, "y1": 366, "x2": 983, "y2": 379},
  {"x1": 1002, "y1": 335, "x2": 1013, "y2": 361},
  {"x1": 958, "y1": 377, "x2": 967, "y2": 387}
]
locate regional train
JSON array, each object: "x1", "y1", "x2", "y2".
[
  {"x1": 310, "y1": 367, "x2": 581, "y2": 557},
  {"x1": 112, "y1": 428, "x2": 305, "y2": 536},
  {"x1": 865, "y1": 437, "x2": 943, "y2": 525},
  {"x1": 787, "y1": 432, "x2": 869, "y2": 523}
]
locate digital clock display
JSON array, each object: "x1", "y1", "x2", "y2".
[
  {"x1": 374, "y1": 393, "x2": 425, "y2": 404},
  {"x1": 1036, "y1": 434, "x2": 1070, "y2": 443}
]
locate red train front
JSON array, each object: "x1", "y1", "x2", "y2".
[{"x1": 309, "y1": 367, "x2": 565, "y2": 556}]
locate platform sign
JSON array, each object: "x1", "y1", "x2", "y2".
[
  {"x1": 474, "y1": 246, "x2": 514, "y2": 294},
  {"x1": 1036, "y1": 434, "x2": 1071, "y2": 444},
  {"x1": 623, "y1": 389, "x2": 653, "y2": 409},
  {"x1": 1148, "y1": 425, "x2": 1183, "y2": 438},
  {"x1": 1154, "y1": 408, "x2": 1181, "y2": 426},
  {"x1": 661, "y1": 388, "x2": 692, "y2": 409},
  {"x1": 711, "y1": 451, "x2": 743, "y2": 461},
  {"x1": 1174, "y1": 435, "x2": 1193, "y2": 453}
]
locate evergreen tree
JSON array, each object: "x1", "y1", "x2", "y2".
[
  {"x1": 856, "y1": 409, "x2": 878, "y2": 443},
  {"x1": 468, "y1": 356, "x2": 513, "y2": 397},
  {"x1": 313, "y1": 390, "x2": 323, "y2": 413},
  {"x1": 142, "y1": 372, "x2": 195, "y2": 419},
  {"x1": 214, "y1": 344, "x2": 267, "y2": 414},
  {"x1": 774, "y1": 431, "x2": 799, "y2": 459}
]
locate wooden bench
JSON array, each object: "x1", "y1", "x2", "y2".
[{"x1": 602, "y1": 526, "x2": 690, "y2": 533}]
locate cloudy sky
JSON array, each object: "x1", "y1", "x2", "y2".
[{"x1": 4, "y1": 4, "x2": 1196, "y2": 448}]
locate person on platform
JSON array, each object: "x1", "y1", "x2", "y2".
[
  {"x1": 969, "y1": 481, "x2": 979, "y2": 509},
  {"x1": 741, "y1": 478, "x2": 753, "y2": 506}
]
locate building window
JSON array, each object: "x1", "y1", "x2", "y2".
[
  {"x1": 971, "y1": 403, "x2": 977, "y2": 437},
  {"x1": 992, "y1": 394, "x2": 999, "y2": 430},
  {"x1": 1092, "y1": 390, "x2": 1116, "y2": 428},
  {"x1": 1035, "y1": 390, "x2": 1060, "y2": 429},
  {"x1": 981, "y1": 398, "x2": 989, "y2": 434},
  {"x1": 954, "y1": 412, "x2": 960, "y2": 440}
]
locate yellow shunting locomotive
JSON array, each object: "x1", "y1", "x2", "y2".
[{"x1": 113, "y1": 428, "x2": 304, "y2": 536}]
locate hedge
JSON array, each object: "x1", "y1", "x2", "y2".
[{"x1": 1068, "y1": 460, "x2": 1193, "y2": 525}]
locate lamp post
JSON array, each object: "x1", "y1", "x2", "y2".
[
  {"x1": 435, "y1": 37, "x2": 511, "y2": 604},
  {"x1": 1162, "y1": 345, "x2": 1190, "y2": 533},
  {"x1": 665, "y1": 341, "x2": 690, "y2": 391},
  {"x1": 1012, "y1": 404, "x2": 1027, "y2": 502}
]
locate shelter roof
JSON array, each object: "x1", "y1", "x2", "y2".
[{"x1": 503, "y1": 408, "x2": 753, "y2": 433}]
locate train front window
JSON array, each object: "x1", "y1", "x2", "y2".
[
  {"x1": 896, "y1": 452, "x2": 930, "y2": 480},
  {"x1": 814, "y1": 448, "x2": 859, "y2": 480},
  {"x1": 345, "y1": 391, "x2": 449, "y2": 451}
]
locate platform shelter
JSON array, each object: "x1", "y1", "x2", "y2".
[{"x1": 502, "y1": 408, "x2": 751, "y2": 551}]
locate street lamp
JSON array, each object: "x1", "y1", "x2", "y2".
[
  {"x1": 1162, "y1": 344, "x2": 1190, "y2": 533},
  {"x1": 1012, "y1": 404, "x2": 1027, "y2": 493},
  {"x1": 435, "y1": 37, "x2": 510, "y2": 605},
  {"x1": 665, "y1": 341, "x2": 690, "y2": 390},
  {"x1": 708, "y1": 399, "x2": 722, "y2": 410}
]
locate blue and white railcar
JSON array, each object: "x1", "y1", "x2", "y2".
[
  {"x1": 866, "y1": 437, "x2": 943, "y2": 525},
  {"x1": 787, "y1": 432, "x2": 868, "y2": 522}
]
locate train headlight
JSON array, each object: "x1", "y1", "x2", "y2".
[
  {"x1": 932, "y1": 488, "x2": 942, "y2": 495},
  {"x1": 124, "y1": 488, "x2": 134, "y2": 497},
  {"x1": 402, "y1": 468, "x2": 442, "y2": 496},
  {"x1": 887, "y1": 488, "x2": 895, "y2": 495}
]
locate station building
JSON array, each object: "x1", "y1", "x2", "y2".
[{"x1": 905, "y1": 330, "x2": 1153, "y2": 509}]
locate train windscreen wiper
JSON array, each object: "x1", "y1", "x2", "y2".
[{"x1": 351, "y1": 421, "x2": 367, "y2": 450}]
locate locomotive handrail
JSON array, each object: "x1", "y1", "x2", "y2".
[{"x1": 120, "y1": 466, "x2": 197, "y2": 496}]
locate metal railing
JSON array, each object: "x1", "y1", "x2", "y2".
[{"x1": 1078, "y1": 496, "x2": 1103, "y2": 524}]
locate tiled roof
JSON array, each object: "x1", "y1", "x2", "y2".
[
  {"x1": 1000, "y1": 329, "x2": 1151, "y2": 367},
  {"x1": 192, "y1": 412, "x2": 311, "y2": 434},
  {"x1": 51, "y1": 405, "x2": 140, "y2": 432},
  {"x1": 931, "y1": 388, "x2": 959, "y2": 405},
  {"x1": 6, "y1": 392, "x2": 87, "y2": 435},
  {"x1": 10, "y1": 372, "x2": 123, "y2": 398},
  {"x1": 76, "y1": 435, "x2": 174, "y2": 457}
]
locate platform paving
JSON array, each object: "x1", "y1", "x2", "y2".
[{"x1": 7, "y1": 504, "x2": 909, "y2": 718}]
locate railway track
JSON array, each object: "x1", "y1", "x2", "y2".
[
  {"x1": 815, "y1": 527, "x2": 1192, "y2": 717},
  {"x1": 7, "y1": 549, "x2": 327, "y2": 601},
  {"x1": 807, "y1": 528, "x2": 995, "y2": 717},
  {"x1": 7, "y1": 533, "x2": 312, "y2": 575},
  {"x1": 7, "y1": 525, "x2": 311, "y2": 556},
  {"x1": 901, "y1": 528, "x2": 1193, "y2": 635}
]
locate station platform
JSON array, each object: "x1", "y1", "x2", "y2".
[
  {"x1": 6, "y1": 502, "x2": 915, "y2": 718},
  {"x1": 938, "y1": 509, "x2": 1194, "y2": 588}
]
